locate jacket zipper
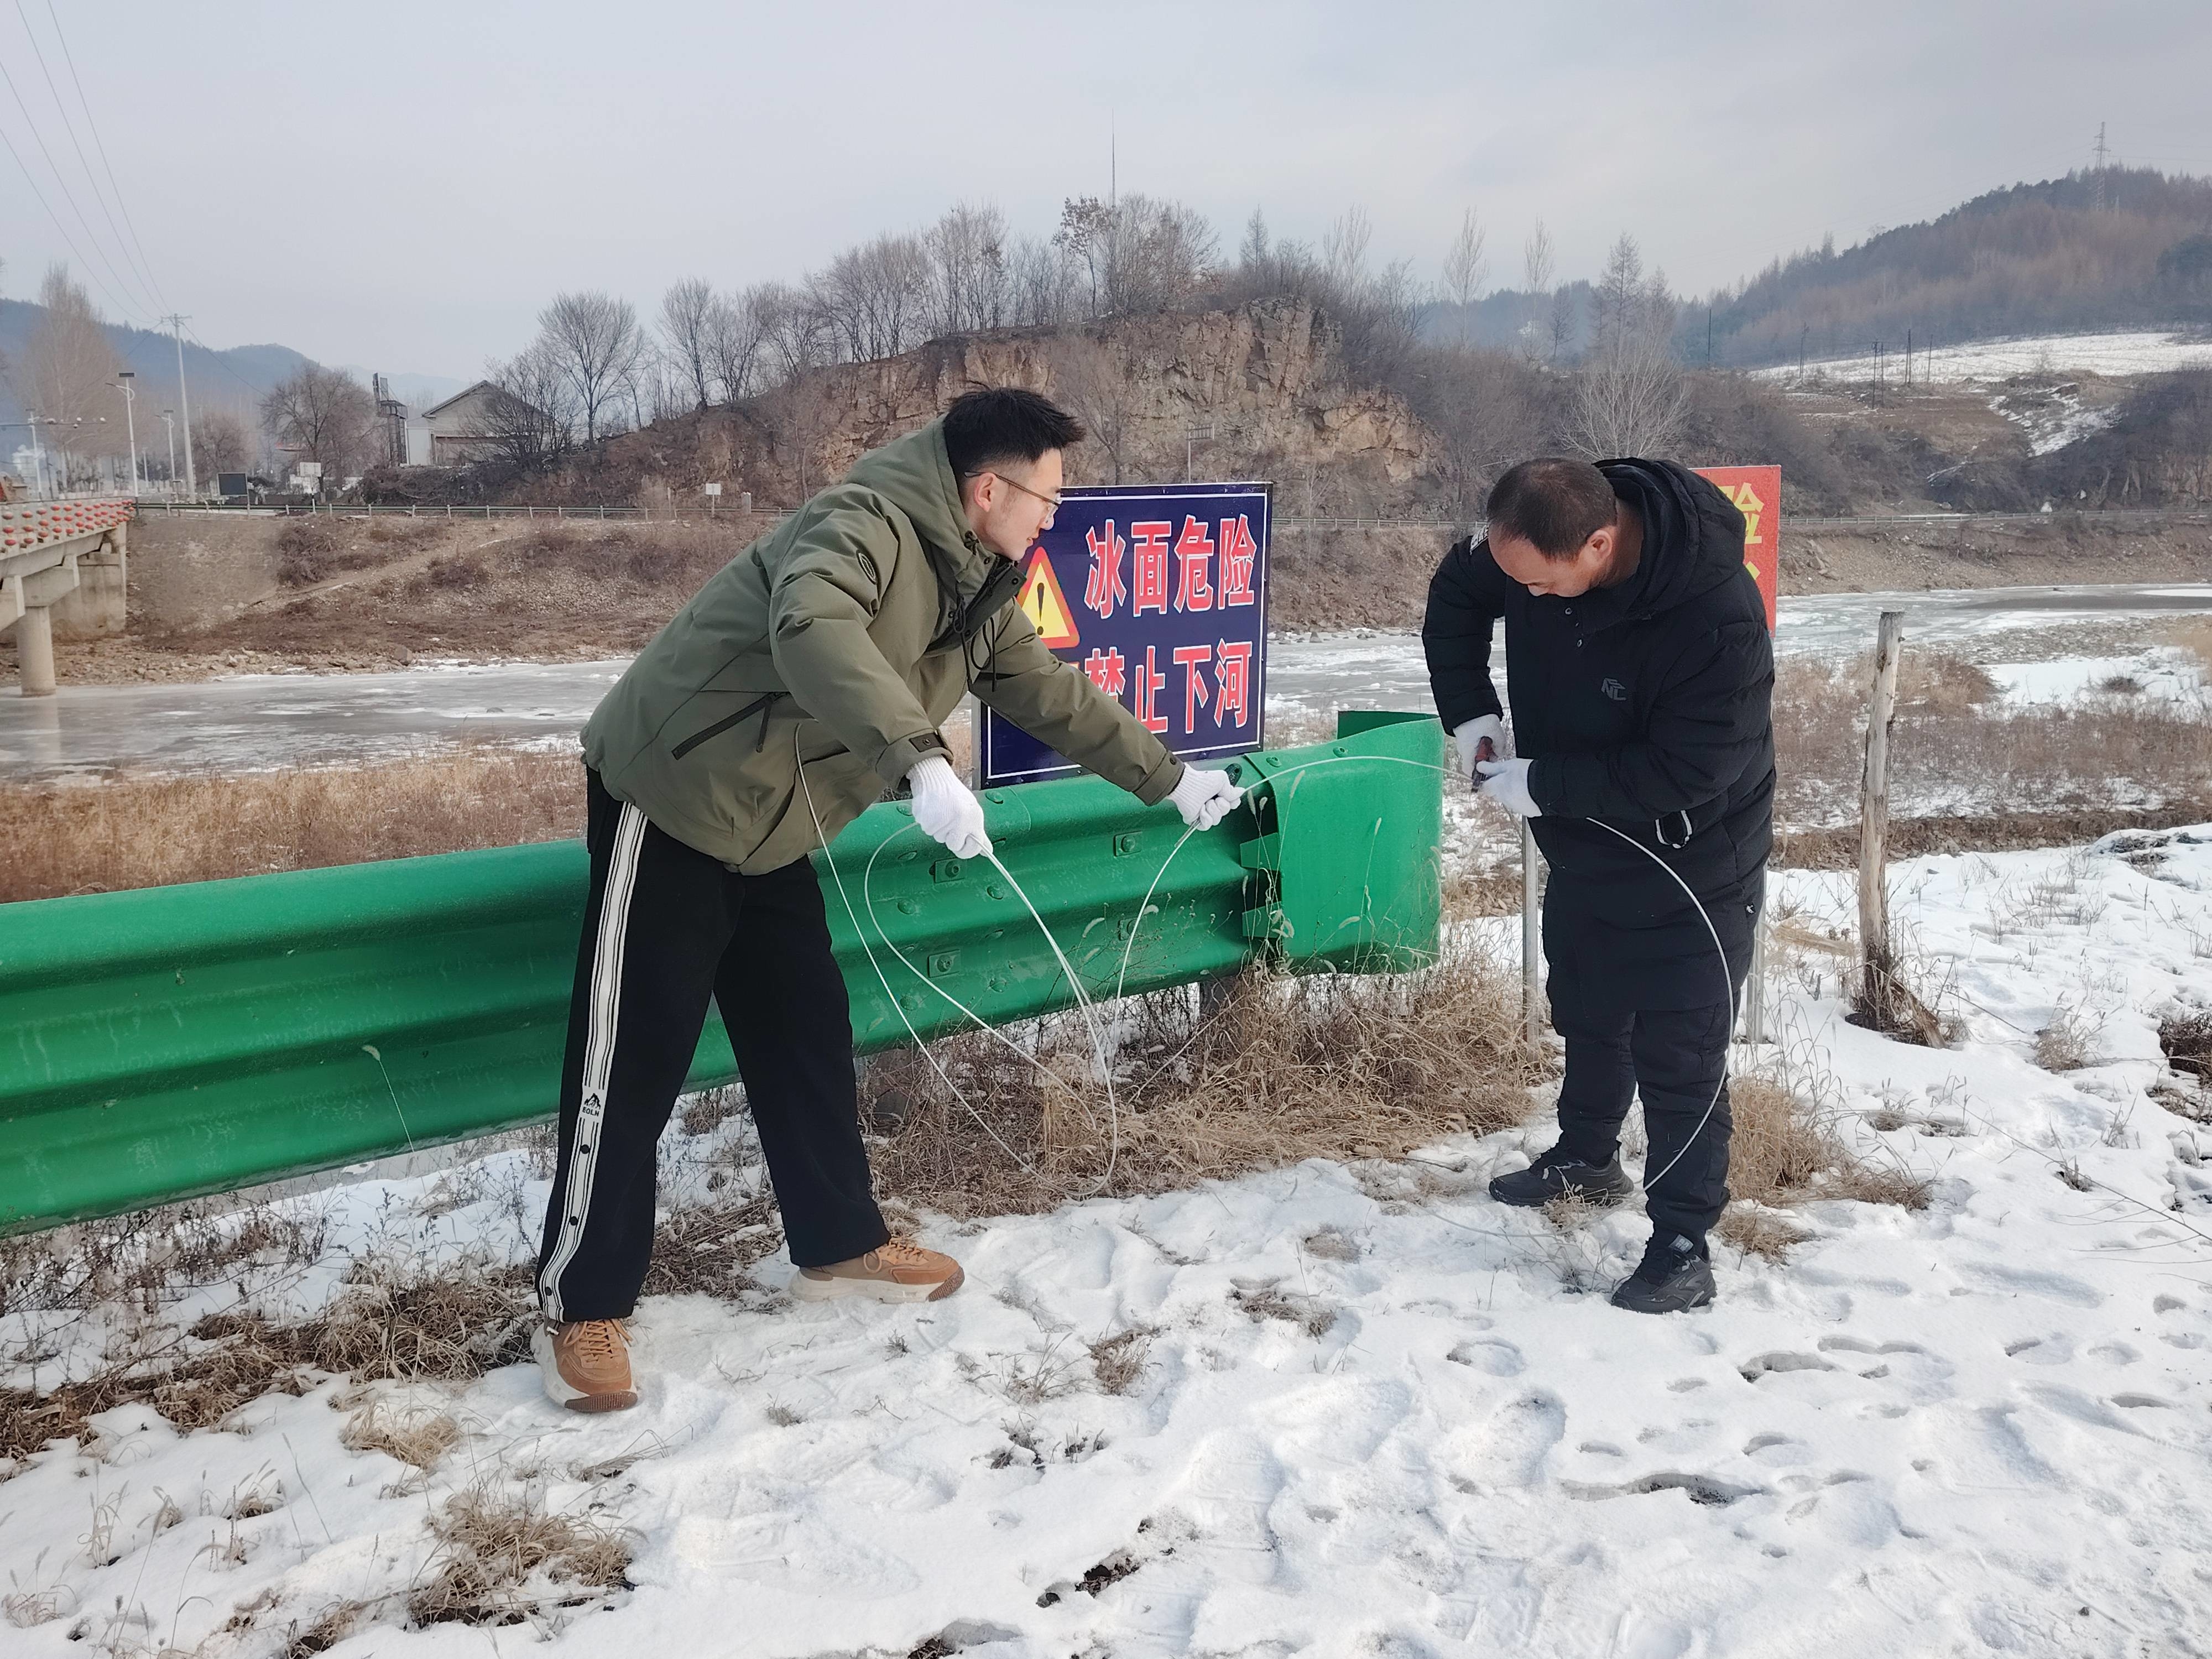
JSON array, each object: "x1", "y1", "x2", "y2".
[{"x1": 671, "y1": 692, "x2": 781, "y2": 760}]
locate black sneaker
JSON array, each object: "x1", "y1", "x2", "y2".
[
  {"x1": 1488, "y1": 1146, "x2": 1635, "y2": 1209},
  {"x1": 1610, "y1": 1232, "x2": 1716, "y2": 1314}
]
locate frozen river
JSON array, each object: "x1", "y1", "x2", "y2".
[{"x1": 4, "y1": 582, "x2": 2208, "y2": 780}]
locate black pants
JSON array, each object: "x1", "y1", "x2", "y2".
[
  {"x1": 1547, "y1": 952, "x2": 1738, "y2": 1245},
  {"x1": 535, "y1": 770, "x2": 889, "y2": 1323}
]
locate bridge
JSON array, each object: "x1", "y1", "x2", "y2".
[{"x1": 0, "y1": 497, "x2": 132, "y2": 696}]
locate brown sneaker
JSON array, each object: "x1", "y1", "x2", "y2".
[
  {"x1": 531, "y1": 1318, "x2": 638, "y2": 1412},
  {"x1": 793, "y1": 1238, "x2": 964, "y2": 1304}
]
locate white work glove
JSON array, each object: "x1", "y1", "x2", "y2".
[
  {"x1": 1452, "y1": 714, "x2": 1507, "y2": 779},
  {"x1": 906, "y1": 754, "x2": 993, "y2": 859},
  {"x1": 1475, "y1": 758, "x2": 1541, "y2": 818},
  {"x1": 1167, "y1": 764, "x2": 1245, "y2": 832}
]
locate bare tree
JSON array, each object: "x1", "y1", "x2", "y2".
[
  {"x1": 479, "y1": 340, "x2": 577, "y2": 475},
  {"x1": 1569, "y1": 236, "x2": 1687, "y2": 456},
  {"x1": 812, "y1": 233, "x2": 929, "y2": 361},
  {"x1": 1522, "y1": 220, "x2": 1556, "y2": 295},
  {"x1": 1519, "y1": 221, "x2": 1561, "y2": 365},
  {"x1": 659, "y1": 278, "x2": 719, "y2": 411},
  {"x1": 1547, "y1": 285, "x2": 1577, "y2": 364},
  {"x1": 755, "y1": 281, "x2": 834, "y2": 386},
  {"x1": 1441, "y1": 207, "x2": 1490, "y2": 338},
  {"x1": 11, "y1": 264, "x2": 124, "y2": 483},
  {"x1": 1057, "y1": 193, "x2": 1217, "y2": 319},
  {"x1": 1567, "y1": 344, "x2": 1689, "y2": 458},
  {"x1": 1006, "y1": 234, "x2": 1077, "y2": 327},
  {"x1": 707, "y1": 285, "x2": 772, "y2": 403},
  {"x1": 1322, "y1": 207, "x2": 1374, "y2": 293},
  {"x1": 259, "y1": 362, "x2": 377, "y2": 477},
  {"x1": 189, "y1": 408, "x2": 251, "y2": 480},
  {"x1": 539, "y1": 290, "x2": 644, "y2": 442},
  {"x1": 1049, "y1": 335, "x2": 1140, "y2": 484},
  {"x1": 926, "y1": 202, "x2": 1009, "y2": 336}
]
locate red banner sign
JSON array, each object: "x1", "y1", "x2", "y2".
[{"x1": 1692, "y1": 465, "x2": 1779, "y2": 631}]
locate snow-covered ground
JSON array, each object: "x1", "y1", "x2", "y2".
[
  {"x1": 1984, "y1": 645, "x2": 2205, "y2": 708},
  {"x1": 7, "y1": 831, "x2": 2212, "y2": 1656},
  {"x1": 1758, "y1": 329, "x2": 2212, "y2": 385}
]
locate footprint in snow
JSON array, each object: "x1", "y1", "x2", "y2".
[
  {"x1": 670, "y1": 1511, "x2": 920, "y2": 1597},
  {"x1": 1160, "y1": 1431, "x2": 1287, "y2": 1586},
  {"x1": 1446, "y1": 1337, "x2": 1526, "y2": 1376},
  {"x1": 1956, "y1": 1260, "x2": 2105, "y2": 1307},
  {"x1": 1443, "y1": 1391, "x2": 1564, "y2": 1491}
]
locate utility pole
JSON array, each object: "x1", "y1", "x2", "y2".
[
  {"x1": 164, "y1": 314, "x2": 197, "y2": 497},
  {"x1": 1798, "y1": 324, "x2": 1808, "y2": 378},
  {"x1": 373, "y1": 373, "x2": 406, "y2": 468},
  {"x1": 161, "y1": 408, "x2": 176, "y2": 491},
  {"x1": 117, "y1": 372, "x2": 139, "y2": 493},
  {"x1": 1905, "y1": 328, "x2": 1913, "y2": 392}
]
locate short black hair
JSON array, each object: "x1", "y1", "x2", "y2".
[
  {"x1": 942, "y1": 387, "x2": 1086, "y2": 480},
  {"x1": 1485, "y1": 457, "x2": 1620, "y2": 559}
]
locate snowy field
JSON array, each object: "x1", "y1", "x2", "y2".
[
  {"x1": 6, "y1": 830, "x2": 2212, "y2": 1656},
  {"x1": 1758, "y1": 329, "x2": 2212, "y2": 385}
]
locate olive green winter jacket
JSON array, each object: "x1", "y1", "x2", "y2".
[{"x1": 581, "y1": 420, "x2": 1183, "y2": 873}]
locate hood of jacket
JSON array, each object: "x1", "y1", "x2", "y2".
[
  {"x1": 1580, "y1": 458, "x2": 1747, "y2": 628},
  {"x1": 843, "y1": 421, "x2": 1018, "y2": 641}
]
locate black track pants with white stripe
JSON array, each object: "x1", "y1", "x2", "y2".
[{"x1": 536, "y1": 769, "x2": 890, "y2": 1323}]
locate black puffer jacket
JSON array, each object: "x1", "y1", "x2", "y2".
[{"x1": 1422, "y1": 458, "x2": 1775, "y2": 1013}]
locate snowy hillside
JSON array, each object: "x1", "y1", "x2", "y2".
[
  {"x1": 1759, "y1": 330, "x2": 2212, "y2": 386},
  {"x1": 4, "y1": 830, "x2": 2211, "y2": 1656}
]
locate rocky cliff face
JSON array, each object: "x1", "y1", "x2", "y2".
[{"x1": 594, "y1": 301, "x2": 1444, "y2": 513}]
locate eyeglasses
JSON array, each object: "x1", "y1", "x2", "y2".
[{"x1": 968, "y1": 469, "x2": 1062, "y2": 511}]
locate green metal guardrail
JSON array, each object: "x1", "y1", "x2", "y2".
[{"x1": 0, "y1": 712, "x2": 1442, "y2": 1233}]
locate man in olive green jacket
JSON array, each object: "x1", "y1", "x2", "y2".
[{"x1": 535, "y1": 388, "x2": 1244, "y2": 1412}]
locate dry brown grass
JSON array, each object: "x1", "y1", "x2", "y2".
[
  {"x1": 0, "y1": 749, "x2": 583, "y2": 902},
  {"x1": 1715, "y1": 1070, "x2": 1931, "y2": 1260},
  {"x1": 2167, "y1": 618, "x2": 2212, "y2": 674},
  {"x1": 1772, "y1": 652, "x2": 2212, "y2": 831},
  {"x1": 869, "y1": 948, "x2": 1543, "y2": 1218},
  {"x1": 1088, "y1": 1327, "x2": 1156, "y2": 1396},
  {"x1": 2161, "y1": 1010, "x2": 2212, "y2": 1081},
  {"x1": 340, "y1": 1400, "x2": 462, "y2": 1470},
  {"x1": 0, "y1": 1255, "x2": 534, "y2": 1466},
  {"x1": 408, "y1": 1482, "x2": 631, "y2": 1628},
  {"x1": 147, "y1": 518, "x2": 757, "y2": 667}
]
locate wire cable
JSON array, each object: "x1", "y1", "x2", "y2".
[
  {"x1": 40, "y1": 0, "x2": 169, "y2": 315},
  {"x1": 0, "y1": 47, "x2": 153, "y2": 326},
  {"x1": 14, "y1": 0, "x2": 162, "y2": 319}
]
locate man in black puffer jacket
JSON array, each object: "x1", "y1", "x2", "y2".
[{"x1": 1423, "y1": 456, "x2": 1773, "y2": 1313}]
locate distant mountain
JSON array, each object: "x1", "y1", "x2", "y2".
[
  {"x1": 1688, "y1": 167, "x2": 2212, "y2": 369},
  {"x1": 0, "y1": 299, "x2": 311, "y2": 430},
  {"x1": 1420, "y1": 168, "x2": 2212, "y2": 373}
]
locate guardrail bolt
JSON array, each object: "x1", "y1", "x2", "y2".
[{"x1": 1113, "y1": 832, "x2": 1141, "y2": 857}]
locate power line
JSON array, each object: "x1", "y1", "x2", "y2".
[
  {"x1": 182, "y1": 321, "x2": 280, "y2": 405},
  {"x1": 0, "y1": 101, "x2": 143, "y2": 325},
  {"x1": 0, "y1": 47, "x2": 153, "y2": 326},
  {"x1": 13, "y1": 0, "x2": 160, "y2": 316},
  {"x1": 33, "y1": 0, "x2": 168, "y2": 315}
]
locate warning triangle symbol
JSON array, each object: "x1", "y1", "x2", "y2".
[{"x1": 1015, "y1": 545, "x2": 1081, "y2": 649}]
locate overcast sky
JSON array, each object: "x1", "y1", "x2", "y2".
[{"x1": 5, "y1": 1, "x2": 2209, "y2": 379}]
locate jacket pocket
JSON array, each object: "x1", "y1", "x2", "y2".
[{"x1": 671, "y1": 692, "x2": 782, "y2": 760}]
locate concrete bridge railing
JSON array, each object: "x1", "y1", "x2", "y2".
[{"x1": 1, "y1": 498, "x2": 133, "y2": 695}]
